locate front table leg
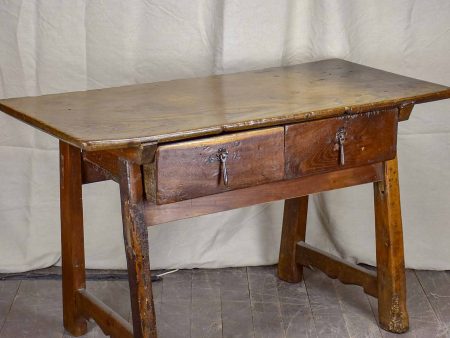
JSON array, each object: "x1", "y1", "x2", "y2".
[
  {"x1": 60, "y1": 141, "x2": 88, "y2": 336},
  {"x1": 374, "y1": 157, "x2": 409, "y2": 333},
  {"x1": 119, "y1": 159, "x2": 157, "y2": 338}
]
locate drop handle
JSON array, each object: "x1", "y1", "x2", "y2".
[
  {"x1": 218, "y1": 148, "x2": 229, "y2": 186},
  {"x1": 336, "y1": 128, "x2": 346, "y2": 166}
]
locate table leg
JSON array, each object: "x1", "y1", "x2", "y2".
[
  {"x1": 119, "y1": 159, "x2": 157, "y2": 338},
  {"x1": 374, "y1": 157, "x2": 409, "y2": 333},
  {"x1": 278, "y1": 196, "x2": 309, "y2": 283},
  {"x1": 60, "y1": 141, "x2": 87, "y2": 336}
]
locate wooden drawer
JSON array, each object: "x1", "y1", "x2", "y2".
[
  {"x1": 285, "y1": 109, "x2": 398, "y2": 179},
  {"x1": 145, "y1": 127, "x2": 285, "y2": 204}
]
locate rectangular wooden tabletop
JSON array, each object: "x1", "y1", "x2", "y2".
[{"x1": 1, "y1": 59, "x2": 449, "y2": 151}]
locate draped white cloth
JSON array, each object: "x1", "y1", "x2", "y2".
[{"x1": 0, "y1": 0, "x2": 449, "y2": 272}]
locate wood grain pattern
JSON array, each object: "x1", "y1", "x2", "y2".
[
  {"x1": 374, "y1": 158, "x2": 409, "y2": 333},
  {"x1": 247, "y1": 266, "x2": 285, "y2": 338},
  {"x1": 1, "y1": 59, "x2": 448, "y2": 150},
  {"x1": 304, "y1": 268, "x2": 350, "y2": 338},
  {"x1": 296, "y1": 242, "x2": 378, "y2": 298},
  {"x1": 285, "y1": 109, "x2": 398, "y2": 179},
  {"x1": 1, "y1": 268, "x2": 450, "y2": 337},
  {"x1": 77, "y1": 290, "x2": 133, "y2": 338},
  {"x1": 276, "y1": 277, "x2": 317, "y2": 338},
  {"x1": 158, "y1": 270, "x2": 192, "y2": 338},
  {"x1": 4, "y1": 57, "x2": 446, "y2": 337},
  {"x1": 398, "y1": 101, "x2": 415, "y2": 122},
  {"x1": 278, "y1": 196, "x2": 309, "y2": 283},
  {"x1": 334, "y1": 281, "x2": 382, "y2": 338},
  {"x1": 403, "y1": 271, "x2": 443, "y2": 338},
  {"x1": 60, "y1": 141, "x2": 88, "y2": 336},
  {"x1": 144, "y1": 163, "x2": 383, "y2": 225},
  {"x1": 119, "y1": 159, "x2": 157, "y2": 338},
  {"x1": 82, "y1": 158, "x2": 114, "y2": 184},
  {"x1": 108, "y1": 143, "x2": 157, "y2": 165},
  {"x1": 0, "y1": 281, "x2": 20, "y2": 334},
  {"x1": 368, "y1": 270, "x2": 445, "y2": 338},
  {"x1": 220, "y1": 268, "x2": 254, "y2": 338},
  {"x1": 191, "y1": 270, "x2": 222, "y2": 338},
  {"x1": 414, "y1": 270, "x2": 450, "y2": 336},
  {"x1": 82, "y1": 151, "x2": 120, "y2": 182},
  {"x1": 0, "y1": 280, "x2": 64, "y2": 338},
  {"x1": 152, "y1": 127, "x2": 284, "y2": 204},
  {"x1": 78, "y1": 280, "x2": 132, "y2": 338}
]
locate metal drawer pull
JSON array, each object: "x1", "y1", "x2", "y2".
[
  {"x1": 218, "y1": 148, "x2": 229, "y2": 186},
  {"x1": 336, "y1": 128, "x2": 346, "y2": 166}
]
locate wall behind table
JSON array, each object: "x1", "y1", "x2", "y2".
[{"x1": 0, "y1": 0, "x2": 449, "y2": 272}]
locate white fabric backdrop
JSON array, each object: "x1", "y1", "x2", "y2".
[{"x1": 0, "y1": 0, "x2": 449, "y2": 272}]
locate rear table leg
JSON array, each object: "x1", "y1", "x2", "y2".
[
  {"x1": 278, "y1": 196, "x2": 309, "y2": 283},
  {"x1": 374, "y1": 157, "x2": 409, "y2": 333},
  {"x1": 119, "y1": 159, "x2": 157, "y2": 338}
]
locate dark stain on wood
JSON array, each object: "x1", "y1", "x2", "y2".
[
  {"x1": 285, "y1": 109, "x2": 398, "y2": 179},
  {"x1": 151, "y1": 127, "x2": 284, "y2": 204},
  {"x1": 296, "y1": 242, "x2": 378, "y2": 297},
  {"x1": 278, "y1": 196, "x2": 309, "y2": 283},
  {"x1": 119, "y1": 160, "x2": 157, "y2": 338}
]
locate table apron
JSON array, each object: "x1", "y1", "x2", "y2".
[{"x1": 144, "y1": 162, "x2": 384, "y2": 226}]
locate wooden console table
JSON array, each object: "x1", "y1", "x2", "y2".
[{"x1": 1, "y1": 59, "x2": 449, "y2": 337}]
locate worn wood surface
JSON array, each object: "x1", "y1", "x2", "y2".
[
  {"x1": 414, "y1": 270, "x2": 450, "y2": 336},
  {"x1": 81, "y1": 160, "x2": 111, "y2": 185},
  {"x1": 0, "y1": 267, "x2": 449, "y2": 337},
  {"x1": 73, "y1": 280, "x2": 132, "y2": 338},
  {"x1": 108, "y1": 143, "x2": 157, "y2": 165},
  {"x1": 158, "y1": 270, "x2": 192, "y2": 338},
  {"x1": 285, "y1": 109, "x2": 398, "y2": 178},
  {"x1": 77, "y1": 290, "x2": 132, "y2": 338},
  {"x1": 152, "y1": 127, "x2": 284, "y2": 203},
  {"x1": 333, "y1": 276, "x2": 382, "y2": 338},
  {"x1": 278, "y1": 196, "x2": 309, "y2": 283},
  {"x1": 82, "y1": 151, "x2": 120, "y2": 182},
  {"x1": 60, "y1": 141, "x2": 88, "y2": 336},
  {"x1": 145, "y1": 163, "x2": 382, "y2": 225},
  {"x1": 248, "y1": 266, "x2": 285, "y2": 337},
  {"x1": 119, "y1": 160, "x2": 157, "y2": 338},
  {"x1": 191, "y1": 270, "x2": 222, "y2": 338},
  {"x1": 374, "y1": 158, "x2": 409, "y2": 333},
  {"x1": 0, "y1": 281, "x2": 20, "y2": 334},
  {"x1": 304, "y1": 267, "x2": 350, "y2": 337},
  {"x1": 296, "y1": 242, "x2": 378, "y2": 297},
  {"x1": 0, "y1": 59, "x2": 448, "y2": 150}
]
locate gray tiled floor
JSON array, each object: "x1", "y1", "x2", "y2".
[{"x1": 0, "y1": 266, "x2": 449, "y2": 337}]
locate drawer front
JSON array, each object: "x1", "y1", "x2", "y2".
[
  {"x1": 149, "y1": 127, "x2": 285, "y2": 204},
  {"x1": 285, "y1": 109, "x2": 398, "y2": 179}
]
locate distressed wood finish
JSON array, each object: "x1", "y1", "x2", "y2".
[
  {"x1": 398, "y1": 101, "x2": 415, "y2": 121},
  {"x1": 150, "y1": 127, "x2": 284, "y2": 204},
  {"x1": 278, "y1": 196, "x2": 309, "y2": 283},
  {"x1": 1, "y1": 59, "x2": 449, "y2": 150},
  {"x1": 77, "y1": 290, "x2": 133, "y2": 338},
  {"x1": 109, "y1": 143, "x2": 157, "y2": 165},
  {"x1": 144, "y1": 163, "x2": 383, "y2": 225},
  {"x1": 83, "y1": 150, "x2": 120, "y2": 182},
  {"x1": 285, "y1": 109, "x2": 398, "y2": 179},
  {"x1": 4, "y1": 268, "x2": 450, "y2": 338},
  {"x1": 60, "y1": 141, "x2": 88, "y2": 336},
  {"x1": 119, "y1": 159, "x2": 157, "y2": 338},
  {"x1": 374, "y1": 157, "x2": 409, "y2": 333},
  {"x1": 296, "y1": 242, "x2": 378, "y2": 298},
  {"x1": 2, "y1": 58, "x2": 449, "y2": 336}
]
